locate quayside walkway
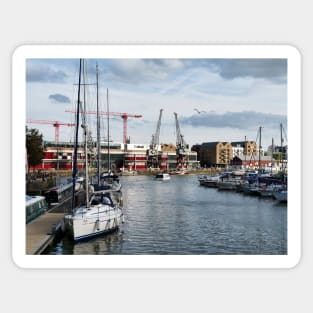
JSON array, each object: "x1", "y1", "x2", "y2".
[
  {"x1": 26, "y1": 211, "x2": 65, "y2": 255},
  {"x1": 25, "y1": 191, "x2": 84, "y2": 255}
]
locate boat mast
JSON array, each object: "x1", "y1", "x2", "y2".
[
  {"x1": 71, "y1": 59, "x2": 82, "y2": 213},
  {"x1": 82, "y1": 60, "x2": 89, "y2": 207},
  {"x1": 244, "y1": 135, "x2": 247, "y2": 167},
  {"x1": 96, "y1": 63, "x2": 101, "y2": 185},
  {"x1": 280, "y1": 122, "x2": 283, "y2": 171},
  {"x1": 271, "y1": 137, "x2": 274, "y2": 174},
  {"x1": 107, "y1": 88, "x2": 110, "y2": 172},
  {"x1": 258, "y1": 126, "x2": 262, "y2": 173}
]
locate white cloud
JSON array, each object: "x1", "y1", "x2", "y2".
[{"x1": 26, "y1": 58, "x2": 287, "y2": 149}]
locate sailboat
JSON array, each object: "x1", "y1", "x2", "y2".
[{"x1": 65, "y1": 59, "x2": 124, "y2": 242}]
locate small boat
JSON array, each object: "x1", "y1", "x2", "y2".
[
  {"x1": 198, "y1": 174, "x2": 221, "y2": 187},
  {"x1": 26, "y1": 195, "x2": 48, "y2": 224},
  {"x1": 216, "y1": 171, "x2": 245, "y2": 191},
  {"x1": 273, "y1": 190, "x2": 287, "y2": 202},
  {"x1": 198, "y1": 175, "x2": 208, "y2": 186},
  {"x1": 217, "y1": 179, "x2": 242, "y2": 191},
  {"x1": 242, "y1": 182, "x2": 261, "y2": 196},
  {"x1": 258, "y1": 183, "x2": 285, "y2": 198},
  {"x1": 44, "y1": 181, "x2": 81, "y2": 205},
  {"x1": 155, "y1": 173, "x2": 171, "y2": 180},
  {"x1": 170, "y1": 169, "x2": 188, "y2": 175}
]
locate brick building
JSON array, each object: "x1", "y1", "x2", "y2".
[{"x1": 200, "y1": 142, "x2": 233, "y2": 167}]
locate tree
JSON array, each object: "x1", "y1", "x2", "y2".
[{"x1": 26, "y1": 127, "x2": 45, "y2": 172}]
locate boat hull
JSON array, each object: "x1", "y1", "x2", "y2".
[
  {"x1": 273, "y1": 190, "x2": 287, "y2": 202},
  {"x1": 155, "y1": 173, "x2": 171, "y2": 180},
  {"x1": 65, "y1": 206, "x2": 124, "y2": 241}
]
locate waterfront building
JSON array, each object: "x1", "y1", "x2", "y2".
[
  {"x1": 199, "y1": 140, "x2": 269, "y2": 168},
  {"x1": 29, "y1": 141, "x2": 198, "y2": 172},
  {"x1": 231, "y1": 141, "x2": 260, "y2": 157},
  {"x1": 267, "y1": 144, "x2": 288, "y2": 161},
  {"x1": 200, "y1": 141, "x2": 233, "y2": 167},
  {"x1": 230, "y1": 153, "x2": 280, "y2": 171}
]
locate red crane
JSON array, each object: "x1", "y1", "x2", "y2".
[
  {"x1": 26, "y1": 119, "x2": 76, "y2": 143},
  {"x1": 65, "y1": 109, "x2": 143, "y2": 144}
]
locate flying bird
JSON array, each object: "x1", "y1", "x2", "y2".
[{"x1": 194, "y1": 108, "x2": 206, "y2": 114}]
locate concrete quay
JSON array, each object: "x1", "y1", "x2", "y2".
[{"x1": 25, "y1": 191, "x2": 84, "y2": 254}]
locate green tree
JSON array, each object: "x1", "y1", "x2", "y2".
[
  {"x1": 26, "y1": 127, "x2": 45, "y2": 172},
  {"x1": 274, "y1": 152, "x2": 282, "y2": 161}
]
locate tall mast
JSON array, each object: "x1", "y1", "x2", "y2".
[
  {"x1": 258, "y1": 126, "x2": 262, "y2": 173},
  {"x1": 107, "y1": 88, "x2": 110, "y2": 172},
  {"x1": 280, "y1": 122, "x2": 283, "y2": 171},
  {"x1": 96, "y1": 63, "x2": 101, "y2": 184},
  {"x1": 71, "y1": 59, "x2": 82, "y2": 213},
  {"x1": 244, "y1": 135, "x2": 247, "y2": 165},
  {"x1": 271, "y1": 137, "x2": 274, "y2": 174},
  {"x1": 82, "y1": 60, "x2": 89, "y2": 207}
]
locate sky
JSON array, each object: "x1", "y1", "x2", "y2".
[{"x1": 26, "y1": 58, "x2": 288, "y2": 150}]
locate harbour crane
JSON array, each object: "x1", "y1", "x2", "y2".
[
  {"x1": 65, "y1": 109, "x2": 142, "y2": 145},
  {"x1": 174, "y1": 112, "x2": 189, "y2": 169},
  {"x1": 147, "y1": 109, "x2": 163, "y2": 169},
  {"x1": 26, "y1": 119, "x2": 76, "y2": 143}
]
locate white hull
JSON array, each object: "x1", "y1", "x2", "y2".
[
  {"x1": 156, "y1": 177, "x2": 171, "y2": 181},
  {"x1": 198, "y1": 175, "x2": 221, "y2": 187},
  {"x1": 155, "y1": 173, "x2": 171, "y2": 180},
  {"x1": 217, "y1": 179, "x2": 242, "y2": 191},
  {"x1": 65, "y1": 204, "x2": 124, "y2": 241}
]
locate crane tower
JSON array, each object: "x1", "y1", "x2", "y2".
[
  {"x1": 26, "y1": 119, "x2": 76, "y2": 143},
  {"x1": 174, "y1": 112, "x2": 189, "y2": 169},
  {"x1": 65, "y1": 109, "x2": 142, "y2": 144},
  {"x1": 147, "y1": 109, "x2": 163, "y2": 169}
]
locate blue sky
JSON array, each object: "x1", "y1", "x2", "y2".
[{"x1": 26, "y1": 58, "x2": 287, "y2": 149}]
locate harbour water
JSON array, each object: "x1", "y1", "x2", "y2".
[{"x1": 44, "y1": 174, "x2": 287, "y2": 255}]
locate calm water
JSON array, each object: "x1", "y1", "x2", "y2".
[{"x1": 44, "y1": 174, "x2": 287, "y2": 255}]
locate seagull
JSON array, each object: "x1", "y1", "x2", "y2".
[{"x1": 194, "y1": 108, "x2": 206, "y2": 114}]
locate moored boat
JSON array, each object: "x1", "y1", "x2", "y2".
[
  {"x1": 65, "y1": 60, "x2": 124, "y2": 242},
  {"x1": 26, "y1": 195, "x2": 48, "y2": 224},
  {"x1": 258, "y1": 183, "x2": 285, "y2": 198},
  {"x1": 273, "y1": 190, "x2": 287, "y2": 202},
  {"x1": 44, "y1": 181, "x2": 81, "y2": 205},
  {"x1": 198, "y1": 174, "x2": 221, "y2": 187},
  {"x1": 217, "y1": 179, "x2": 242, "y2": 191},
  {"x1": 155, "y1": 172, "x2": 171, "y2": 180}
]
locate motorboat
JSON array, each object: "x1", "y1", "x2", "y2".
[{"x1": 155, "y1": 173, "x2": 171, "y2": 180}]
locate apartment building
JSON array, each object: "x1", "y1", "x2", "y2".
[
  {"x1": 200, "y1": 141, "x2": 233, "y2": 167},
  {"x1": 231, "y1": 141, "x2": 259, "y2": 157}
]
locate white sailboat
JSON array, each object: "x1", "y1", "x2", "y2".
[{"x1": 65, "y1": 59, "x2": 124, "y2": 242}]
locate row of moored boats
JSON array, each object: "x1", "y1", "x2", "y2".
[{"x1": 198, "y1": 170, "x2": 287, "y2": 202}]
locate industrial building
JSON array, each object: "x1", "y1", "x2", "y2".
[{"x1": 30, "y1": 141, "x2": 198, "y2": 172}]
